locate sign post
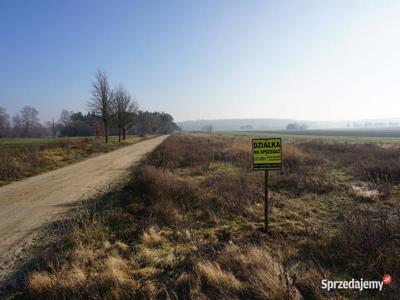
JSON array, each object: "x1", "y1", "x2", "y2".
[
  {"x1": 264, "y1": 170, "x2": 269, "y2": 231},
  {"x1": 252, "y1": 137, "x2": 282, "y2": 232}
]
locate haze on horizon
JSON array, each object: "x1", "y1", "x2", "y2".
[{"x1": 1, "y1": 0, "x2": 400, "y2": 123}]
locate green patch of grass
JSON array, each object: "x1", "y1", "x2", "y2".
[
  {"x1": 219, "y1": 130, "x2": 400, "y2": 144},
  {"x1": 0, "y1": 135, "x2": 138, "y2": 149},
  {"x1": 0, "y1": 136, "x2": 99, "y2": 148}
]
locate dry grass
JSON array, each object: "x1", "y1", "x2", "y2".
[
  {"x1": 202, "y1": 171, "x2": 263, "y2": 216},
  {"x1": 302, "y1": 142, "x2": 400, "y2": 184},
  {"x1": 140, "y1": 226, "x2": 165, "y2": 249},
  {"x1": 196, "y1": 260, "x2": 243, "y2": 297},
  {"x1": 26, "y1": 248, "x2": 138, "y2": 299}
]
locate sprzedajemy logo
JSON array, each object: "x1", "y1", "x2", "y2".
[{"x1": 321, "y1": 274, "x2": 392, "y2": 292}]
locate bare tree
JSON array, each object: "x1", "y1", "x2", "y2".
[
  {"x1": 58, "y1": 109, "x2": 74, "y2": 127},
  {"x1": 123, "y1": 98, "x2": 139, "y2": 140},
  {"x1": 19, "y1": 106, "x2": 42, "y2": 137},
  {"x1": 12, "y1": 114, "x2": 23, "y2": 136},
  {"x1": 0, "y1": 106, "x2": 10, "y2": 137},
  {"x1": 87, "y1": 70, "x2": 112, "y2": 143},
  {"x1": 43, "y1": 120, "x2": 55, "y2": 137},
  {"x1": 111, "y1": 85, "x2": 139, "y2": 141}
]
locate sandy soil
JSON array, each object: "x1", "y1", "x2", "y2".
[{"x1": 0, "y1": 135, "x2": 167, "y2": 285}]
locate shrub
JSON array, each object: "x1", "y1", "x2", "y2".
[
  {"x1": 132, "y1": 165, "x2": 200, "y2": 224},
  {"x1": 327, "y1": 209, "x2": 400, "y2": 278},
  {"x1": 0, "y1": 148, "x2": 50, "y2": 182},
  {"x1": 0, "y1": 150, "x2": 22, "y2": 180},
  {"x1": 214, "y1": 141, "x2": 252, "y2": 169},
  {"x1": 202, "y1": 171, "x2": 263, "y2": 216},
  {"x1": 147, "y1": 134, "x2": 226, "y2": 170},
  {"x1": 302, "y1": 142, "x2": 400, "y2": 184},
  {"x1": 306, "y1": 208, "x2": 400, "y2": 298},
  {"x1": 283, "y1": 143, "x2": 326, "y2": 173},
  {"x1": 270, "y1": 171, "x2": 337, "y2": 195}
]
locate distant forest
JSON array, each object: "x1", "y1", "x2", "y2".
[
  {"x1": 0, "y1": 70, "x2": 179, "y2": 139},
  {"x1": 0, "y1": 106, "x2": 179, "y2": 138}
]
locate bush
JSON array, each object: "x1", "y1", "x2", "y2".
[
  {"x1": 132, "y1": 165, "x2": 200, "y2": 224},
  {"x1": 214, "y1": 140, "x2": 252, "y2": 169},
  {"x1": 302, "y1": 142, "x2": 400, "y2": 184},
  {"x1": 328, "y1": 209, "x2": 400, "y2": 278},
  {"x1": 270, "y1": 171, "x2": 337, "y2": 195},
  {"x1": 303, "y1": 208, "x2": 400, "y2": 298},
  {"x1": 202, "y1": 171, "x2": 263, "y2": 216},
  {"x1": 147, "y1": 135, "x2": 226, "y2": 170},
  {"x1": 283, "y1": 143, "x2": 326, "y2": 174},
  {"x1": 0, "y1": 148, "x2": 50, "y2": 182},
  {"x1": 0, "y1": 150, "x2": 22, "y2": 180}
]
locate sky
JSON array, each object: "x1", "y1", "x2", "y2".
[{"x1": 1, "y1": 0, "x2": 400, "y2": 123}]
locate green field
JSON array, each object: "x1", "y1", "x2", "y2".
[
  {"x1": 0, "y1": 136, "x2": 127, "y2": 148},
  {"x1": 219, "y1": 130, "x2": 400, "y2": 144}
]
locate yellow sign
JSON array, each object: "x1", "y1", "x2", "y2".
[{"x1": 252, "y1": 138, "x2": 282, "y2": 170}]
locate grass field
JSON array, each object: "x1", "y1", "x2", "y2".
[
  {"x1": 8, "y1": 132, "x2": 399, "y2": 299},
  {"x1": 0, "y1": 136, "x2": 128, "y2": 148},
  {"x1": 221, "y1": 130, "x2": 400, "y2": 144}
]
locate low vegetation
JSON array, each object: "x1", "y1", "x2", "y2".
[
  {"x1": 0, "y1": 136, "x2": 145, "y2": 186},
  {"x1": 8, "y1": 133, "x2": 400, "y2": 299}
]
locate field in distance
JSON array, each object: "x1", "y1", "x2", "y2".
[
  {"x1": 0, "y1": 135, "x2": 140, "y2": 148},
  {"x1": 222, "y1": 128, "x2": 400, "y2": 144}
]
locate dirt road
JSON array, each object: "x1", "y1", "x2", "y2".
[{"x1": 0, "y1": 135, "x2": 167, "y2": 284}]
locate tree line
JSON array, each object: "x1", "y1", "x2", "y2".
[{"x1": 0, "y1": 70, "x2": 179, "y2": 140}]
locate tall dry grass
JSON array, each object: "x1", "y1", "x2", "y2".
[
  {"x1": 302, "y1": 142, "x2": 400, "y2": 184},
  {"x1": 193, "y1": 244, "x2": 302, "y2": 299}
]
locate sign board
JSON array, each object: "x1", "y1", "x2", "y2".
[{"x1": 252, "y1": 138, "x2": 282, "y2": 171}]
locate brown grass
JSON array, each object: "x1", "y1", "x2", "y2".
[
  {"x1": 202, "y1": 171, "x2": 263, "y2": 216},
  {"x1": 302, "y1": 142, "x2": 400, "y2": 184},
  {"x1": 196, "y1": 260, "x2": 243, "y2": 297},
  {"x1": 316, "y1": 209, "x2": 400, "y2": 278}
]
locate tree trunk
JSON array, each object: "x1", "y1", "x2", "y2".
[
  {"x1": 104, "y1": 121, "x2": 108, "y2": 143},
  {"x1": 123, "y1": 127, "x2": 126, "y2": 140},
  {"x1": 118, "y1": 125, "x2": 121, "y2": 142}
]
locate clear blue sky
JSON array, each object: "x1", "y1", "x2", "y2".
[{"x1": 1, "y1": 0, "x2": 400, "y2": 122}]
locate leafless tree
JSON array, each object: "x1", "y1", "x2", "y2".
[
  {"x1": 0, "y1": 106, "x2": 10, "y2": 137},
  {"x1": 87, "y1": 70, "x2": 112, "y2": 143},
  {"x1": 15, "y1": 106, "x2": 42, "y2": 137},
  {"x1": 58, "y1": 109, "x2": 74, "y2": 127},
  {"x1": 43, "y1": 120, "x2": 56, "y2": 137},
  {"x1": 123, "y1": 97, "x2": 139, "y2": 140},
  {"x1": 12, "y1": 114, "x2": 23, "y2": 136},
  {"x1": 111, "y1": 85, "x2": 139, "y2": 141}
]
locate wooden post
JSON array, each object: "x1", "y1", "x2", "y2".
[{"x1": 264, "y1": 170, "x2": 269, "y2": 232}]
